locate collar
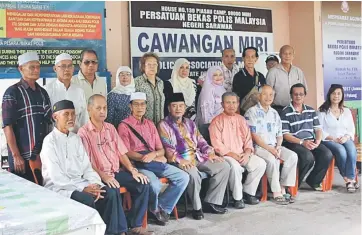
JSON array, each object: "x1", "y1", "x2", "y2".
[
  {"x1": 289, "y1": 102, "x2": 307, "y2": 113},
  {"x1": 128, "y1": 115, "x2": 146, "y2": 125},
  {"x1": 256, "y1": 102, "x2": 271, "y2": 113},
  {"x1": 241, "y1": 68, "x2": 258, "y2": 77},
  {"x1": 78, "y1": 70, "x2": 99, "y2": 81},
  {"x1": 53, "y1": 127, "x2": 71, "y2": 138},
  {"x1": 85, "y1": 120, "x2": 110, "y2": 132},
  {"x1": 20, "y1": 79, "x2": 40, "y2": 90},
  {"x1": 167, "y1": 115, "x2": 187, "y2": 124},
  {"x1": 55, "y1": 79, "x2": 72, "y2": 90},
  {"x1": 276, "y1": 63, "x2": 295, "y2": 72},
  {"x1": 142, "y1": 73, "x2": 161, "y2": 84},
  {"x1": 221, "y1": 63, "x2": 238, "y2": 72}
]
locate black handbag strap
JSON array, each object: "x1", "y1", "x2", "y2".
[{"x1": 122, "y1": 121, "x2": 151, "y2": 151}]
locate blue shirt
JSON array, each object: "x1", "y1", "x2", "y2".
[
  {"x1": 106, "y1": 92, "x2": 131, "y2": 128},
  {"x1": 244, "y1": 103, "x2": 282, "y2": 146}
]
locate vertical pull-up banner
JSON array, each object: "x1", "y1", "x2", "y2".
[{"x1": 130, "y1": 1, "x2": 273, "y2": 80}]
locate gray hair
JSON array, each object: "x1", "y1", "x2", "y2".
[
  {"x1": 88, "y1": 94, "x2": 106, "y2": 106},
  {"x1": 222, "y1": 92, "x2": 240, "y2": 102},
  {"x1": 258, "y1": 84, "x2": 275, "y2": 94}
]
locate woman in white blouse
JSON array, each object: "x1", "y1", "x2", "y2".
[{"x1": 318, "y1": 84, "x2": 358, "y2": 193}]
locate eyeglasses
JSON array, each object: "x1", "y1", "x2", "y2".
[
  {"x1": 83, "y1": 60, "x2": 98, "y2": 66},
  {"x1": 119, "y1": 72, "x2": 131, "y2": 77},
  {"x1": 57, "y1": 64, "x2": 74, "y2": 70},
  {"x1": 293, "y1": 93, "x2": 305, "y2": 97},
  {"x1": 145, "y1": 63, "x2": 158, "y2": 68},
  {"x1": 132, "y1": 102, "x2": 147, "y2": 108},
  {"x1": 27, "y1": 65, "x2": 41, "y2": 71}
]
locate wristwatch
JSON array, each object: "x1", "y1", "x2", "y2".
[{"x1": 299, "y1": 139, "x2": 304, "y2": 145}]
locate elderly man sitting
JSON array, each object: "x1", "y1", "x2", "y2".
[
  {"x1": 40, "y1": 100, "x2": 136, "y2": 235},
  {"x1": 209, "y1": 92, "x2": 266, "y2": 208},
  {"x1": 245, "y1": 85, "x2": 298, "y2": 204},
  {"x1": 118, "y1": 92, "x2": 189, "y2": 226},
  {"x1": 158, "y1": 93, "x2": 230, "y2": 220}
]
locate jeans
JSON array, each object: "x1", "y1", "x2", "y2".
[
  {"x1": 283, "y1": 142, "x2": 333, "y2": 186},
  {"x1": 138, "y1": 163, "x2": 189, "y2": 214},
  {"x1": 323, "y1": 140, "x2": 357, "y2": 180},
  {"x1": 71, "y1": 186, "x2": 127, "y2": 234}
]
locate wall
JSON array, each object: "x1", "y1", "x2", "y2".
[
  {"x1": 288, "y1": 1, "x2": 324, "y2": 108},
  {"x1": 105, "y1": 1, "x2": 291, "y2": 87}
]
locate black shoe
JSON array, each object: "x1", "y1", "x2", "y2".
[
  {"x1": 148, "y1": 211, "x2": 166, "y2": 226},
  {"x1": 234, "y1": 199, "x2": 245, "y2": 209},
  {"x1": 243, "y1": 194, "x2": 260, "y2": 205},
  {"x1": 159, "y1": 208, "x2": 170, "y2": 222},
  {"x1": 204, "y1": 203, "x2": 227, "y2": 214},
  {"x1": 192, "y1": 209, "x2": 204, "y2": 220}
]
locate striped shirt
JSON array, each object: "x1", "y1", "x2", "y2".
[
  {"x1": 280, "y1": 103, "x2": 321, "y2": 140},
  {"x1": 2, "y1": 79, "x2": 52, "y2": 160}
]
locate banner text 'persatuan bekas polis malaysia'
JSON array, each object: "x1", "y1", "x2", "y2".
[{"x1": 130, "y1": 1, "x2": 273, "y2": 80}]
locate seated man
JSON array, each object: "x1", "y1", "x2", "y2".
[
  {"x1": 245, "y1": 85, "x2": 298, "y2": 204},
  {"x1": 77, "y1": 95, "x2": 153, "y2": 235},
  {"x1": 118, "y1": 92, "x2": 189, "y2": 226},
  {"x1": 158, "y1": 93, "x2": 230, "y2": 220},
  {"x1": 41, "y1": 100, "x2": 144, "y2": 235},
  {"x1": 209, "y1": 92, "x2": 267, "y2": 208},
  {"x1": 281, "y1": 83, "x2": 333, "y2": 190}
]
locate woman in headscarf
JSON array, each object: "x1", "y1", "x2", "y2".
[
  {"x1": 164, "y1": 58, "x2": 197, "y2": 119},
  {"x1": 106, "y1": 66, "x2": 135, "y2": 128},
  {"x1": 196, "y1": 66, "x2": 226, "y2": 127}
]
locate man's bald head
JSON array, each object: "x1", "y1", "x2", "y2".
[
  {"x1": 259, "y1": 85, "x2": 275, "y2": 107},
  {"x1": 279, "y1": 45, "x2": 295, "y2": 65},
  {"x1": 87, "y1": 94, "x2": 107, "y2": 122}
]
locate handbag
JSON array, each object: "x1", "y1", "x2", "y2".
[{"x1": 240, "y1": 72, "x2": 260, "y2": 114}]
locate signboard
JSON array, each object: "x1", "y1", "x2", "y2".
[
  {"x1": 0, "y1": 1, "x2": 107, "y2": 73},
  {"x1": 321, "y1": 1, "x2": 361, "y2": 101},
  {"x1": 130, "y1": 1, "x2": 273, "y2": 80}
]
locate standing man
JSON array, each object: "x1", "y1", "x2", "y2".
[
  {"x1": 2, "y1": 51, "x2": 52, "y2": 182},
  {"x1": 266, "y1": 45, "x2": 307, "y2": 114},
  {"x1": 209, "y1": 92, "x2": 266, "y2": 208},
  {"x1": 118, "y1": 92, "x2": 189, "y2": 226},
  {"x1": 265, "y1": 55, "x2": 279, "y2": 71},
  {"x1": 198, "y1": 48, "x2": 239, "y2": 92},
  {"x1": 245, "y1": 85, "x2": 298, "y2": 204},
  {"x1": 72, "y1": 49, "x2": 107, "y2": 101},
  {"x1": 281, "y1": 83, "x2": 333, "y2": 190},
  {"x1": 232, "y1": 47, "x2": 266, "y2": 115},
  {"x1": 46, "y1": 53, "x2": 88, "y2": 132},
  {"x1": 158, "y1": 93, "x2": 230, "y2": 220},
  {"x1": 78, "y1": 94, "x2": 153, "y2": 235}
]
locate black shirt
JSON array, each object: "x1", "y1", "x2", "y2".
[{"x1": 232, "y1": 68, "x2": 266, "y2": 100}]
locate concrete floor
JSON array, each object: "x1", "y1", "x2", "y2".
[{"x1": 148, "y1": 169, "x2": 361, "y2": 235}]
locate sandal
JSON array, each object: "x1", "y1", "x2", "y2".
[
  {"x1": 354, "y1": 181, "x2": 360, "y2": 190},
  {"x1": 272, "y1": 196, "x2": 289, "y2": 205},
  {"x1": 283, "y1": 193, "x2": 295, "y2": 204},
  {"x1": 346, "y1": 182, "x2": 356, "y2": 193}
]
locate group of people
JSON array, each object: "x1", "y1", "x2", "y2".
[{"x1": 1, "y1": 45, "x2": 359, "y2": 235}]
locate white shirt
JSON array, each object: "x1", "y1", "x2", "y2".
[
  {"x1": 40, "y1": 128, "x2": 103, "y2": 198},
  {"x1": 72, "y1": 70, "x2": 107, "y2": 102},
  {"x1": 45, "y1": 79, "x2": 89, "y2": 133},
  {"x1": 318, "y1": 107, "x2": 355, "y2": 140},
  {"x1": 198, "y1": 63, "x2": 239, "y2": 92}
]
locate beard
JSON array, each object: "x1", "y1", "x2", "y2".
[{"x1": 67, "y1": 126, "x2": 75, "y2": 133}]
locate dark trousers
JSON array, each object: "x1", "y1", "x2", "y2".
[
  {"x1": 114, "y1": 171, "x2": 150, "y2": 228},
  {"x1": 8, "y1": 154, "x2": 34, "y2": 183},
  {"x1": 71, "y1": 186, "x2": 127, "y2": 234},
  {"x1": 283, "y1": 142, "x2": 333, "y2": 186}
]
